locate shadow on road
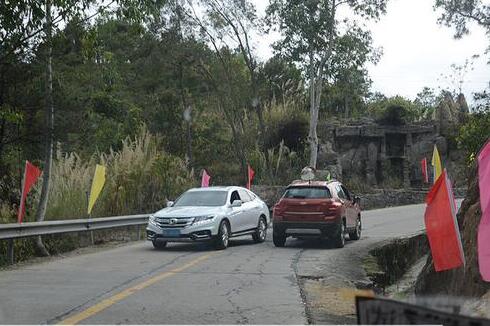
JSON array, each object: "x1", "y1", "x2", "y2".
[
  {"x1": 142, "y1": 236, "x2": 263, "y2": 252},
  {"x1": 285, "y1": 237, "x2": 354, "y2": 250},
  {"x1": 138, "y1": 235, "x2": 355, "y2": 252}
]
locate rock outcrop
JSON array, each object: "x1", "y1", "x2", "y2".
[
  {"x1": 433, "y1": 92, "x2": 469, "y2": 137},
  {"x1": 315, "y1": 94, "x2": 468, "y2": 189}
]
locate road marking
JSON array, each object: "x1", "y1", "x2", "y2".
[{"x1": 57, "y1": 253, "x2": 213, "y2": 325}]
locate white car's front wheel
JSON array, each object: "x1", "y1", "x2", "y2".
[{"x1": 214, "y1": 220, "x2": 230, "y2": 250}]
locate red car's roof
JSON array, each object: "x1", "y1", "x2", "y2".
[{"x1": 287, "y1": 180, "x2": 337, "y2": 187}]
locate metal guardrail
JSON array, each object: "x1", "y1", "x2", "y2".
[{"x1": 0, "y1": 214, "x2": 150, "y2": 240}]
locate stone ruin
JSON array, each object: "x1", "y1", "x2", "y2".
[{"x1": 315, "y1": 93, "x2": 469, "y2": 189}]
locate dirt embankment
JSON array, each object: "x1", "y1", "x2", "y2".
[
  {"x1": 415, "y1": 165, "x2": 490, "y2": 298},
  {"x1": 364, "y1": 233, "x2": 428, "y2": 294}
]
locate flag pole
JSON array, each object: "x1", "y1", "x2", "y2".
[
  {"x1": 17, "y1": 160, "x2": 28, "y2": 224},
  {"x1": 11, "y1": 160, "x2": 28, "y2": 265},
  {"x1": 7, "y1": 238, "x2": 14, "y2": 265},
  {"x1": 86, "y1": 190, "x2": 94, "y2": 246}
]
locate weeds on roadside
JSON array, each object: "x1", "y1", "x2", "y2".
[{"x1": 0, "y1": 126, "x2": 194, "y2": 266}]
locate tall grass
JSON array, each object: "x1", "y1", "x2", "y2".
[
  {"x1": 0, "y1": 127, "x2": 194, "y2": 266},
  {"x1": 250, "y1": 101, "x2": 308, "y2": 185},
  {"x1": 39, "y1": 151, "x2": 93, "y2": 220},
  {"x1": 23, "y1": 126, "x2": 194, "y2": 222},
  {"x1": 0, "y1": 204, "x2": 15, "y2": 224},
  {"x1": 97, "y1": 128, "x2": 193, "y2": 216}
]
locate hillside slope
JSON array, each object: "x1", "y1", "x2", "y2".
[{"x1": 415, "y1": 165, "x2": 489, "y2": 297}]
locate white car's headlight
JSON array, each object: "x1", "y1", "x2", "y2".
[
  {"x1": 148, "y1": 215, "x2": 157, "y2": 226},
  {"x1": 192, "y1": 215, "x2": 215, "y2": 224}
]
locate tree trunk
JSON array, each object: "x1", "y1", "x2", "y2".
[
  {"x1": 231, "y1": 122, "x2": 247, "y2": 181},
  {"x1": 186, "y1": 120, "x2": 192, "y2": 167},
  {"x1": 34, "y1": 0, "x2": 53, "y2": 257},
  {"x1": 344, "y1": 96, "x2": 349, "y2": 119},
  {"x1": 179, "y1": 65, "x2": 192, "y2": 168},
  {"x1": 220, "y1": 102, "x2": 247, "y2": 183},
  {"x1": 307, "y1": 0, "x2": 337, "y2": 170},
  {"x1": 0, "y1": 118, "x2": 5, "y2": 164},
  {"x1": 0, "y1": 65, "x2": 6, "y2": 168},
  {"x1": 308, "y1": 51, "x2": 319, "y2": 169},
  {"x1": 176, "y1": 4, "x2": 193, "y2": 169},
  {"x1": 253, "y1": 96, "x2": 273, "y2": 181}
]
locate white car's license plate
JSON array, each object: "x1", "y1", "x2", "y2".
[{"x1": 162, "y1": 229, "x2": 180, "y2": 237}]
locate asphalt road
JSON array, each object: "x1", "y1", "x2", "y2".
[{"x1": 0, "y1": 202, "x2": 444, "y2": 325}]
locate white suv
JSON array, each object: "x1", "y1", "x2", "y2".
[{"x1": 146, "y1": 187, "x2": 270, "y2": 250}]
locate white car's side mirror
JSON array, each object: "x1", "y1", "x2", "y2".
[
  {"x1": 167, "y1": 201, "x2": 174, "y2": 207},
  {"x1": 231, "y1": 200, "x2": 242, "y2": 207}
]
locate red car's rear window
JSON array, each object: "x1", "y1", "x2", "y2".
[{"x1": 283, "y1": 187, "x2": 332, "y2": 199}]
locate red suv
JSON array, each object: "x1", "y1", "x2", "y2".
[{"x1": 272, "y1": 180, "x2": 361, "y2": 248}]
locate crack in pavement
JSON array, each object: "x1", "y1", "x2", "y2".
[
  {"x1": 291, "y1": 248, "x2": 312, "y2": 325},
  {"x1": 223, "y1": 278, "x2": 251, "y2": 324}
]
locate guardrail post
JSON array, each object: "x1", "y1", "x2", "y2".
[{"x1": 7, "y1": 239, "x2": 14, "y2": 265}]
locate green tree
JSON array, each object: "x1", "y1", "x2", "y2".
[
  {"x1": 434, "y1": 0, "x2": 490, "y2": 38},
  {"x1": 266, "y1": 0, "x2": 388, "y2": 168},
  {"x1": 0, "y1": 0, "x2": 164, "y2": 255},
  {"x1": 322, "y1": 67, "x2": 371, "y2": 118},
  {"x1": 457, "y1": 110, "x2": 490, "y2": 163},
  {"x1": 367, "y1": 95, "x2": 424, "y2": 124},
  {"x1": 434, "y1": 1, "x2": 490, "y2": 110},
  {"x1": 259, "y1": 55, "x2": 305, "y2": 108},
  {"x1": 186, "y1": 0, "x2": 278, "y2": 180},
  {"x1": 414, "y1": 87, "x2": 438, "y2": 120},
  {"x1": 321, "y1": 26, "x2": 381, "y2": 118},
  {"x1": 183, "y1": 0, "x2": 260, "y2": 179}
]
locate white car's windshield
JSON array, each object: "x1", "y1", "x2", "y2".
[{"x1": 173, "y1": 190, "x2": 228, "y2": 207}]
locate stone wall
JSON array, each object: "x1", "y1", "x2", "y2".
[
  {"x1": 252, "y1": 185, "x2": 466, "y2": 211},
  {"x1": 314, "y1": 93, "x2": 469, "y2": 189}
]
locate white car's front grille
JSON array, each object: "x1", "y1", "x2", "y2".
[{"x1": 155, "y1": 217, "x2": 194, "y2": 228}]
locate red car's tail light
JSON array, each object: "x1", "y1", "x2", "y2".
[
  {"x1": 273, "y1": 203, "x2": 284, "y2": 217},
  {"x1": 323, "y1": 201, "x2": 341, "y2": 215}
]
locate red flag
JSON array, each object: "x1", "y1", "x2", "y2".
[
  {"x1": 424, "y1": 169, "x2": 464, "y2": 272},
  {"x1": 421, "y1": 157, "x2": 428, "y2": 183},
  {"x1": 477, "y1": 139, "x2": 490, "y2": 281},
  {"x1": 201, "y1": 169, "x2": 211, "y2": 187},
  {"x1": 18, "y1": 161, "x2": 42, "y2": 223},
  {"x1": 247, "y1": 164, "x2": 255, "y2": 190}
]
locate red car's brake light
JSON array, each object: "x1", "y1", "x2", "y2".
[
  {"x1": 273, "y1": 202, "x2": 284, "y2": 216},
  {"x1": 323, "y1": 200, "x2": 342, "y2": 212}
]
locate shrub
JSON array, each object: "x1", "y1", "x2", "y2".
[
  {"x1": 249, "y1": 141, "x2": 308, "y2": 186},
  {"x1": 367, "y1": 96, "x2": 424, "y2": 124},
  {"x1": 264, "y1": 101, "x2": 308, "y2": 152},
  {"x1": 457, "y1": 110, "x2": 490, "y2": 163}
]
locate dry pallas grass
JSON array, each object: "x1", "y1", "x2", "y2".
[{"x1": 26, "y1": 126, "x2": 194, "y2": 221}]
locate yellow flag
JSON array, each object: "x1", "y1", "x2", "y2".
[
  {"x1": 431, "y1": 145, "x2": 442, "y2": 183},
  {"x1": 88, "y1": 164, "x2": 106, "y2": 215}
]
